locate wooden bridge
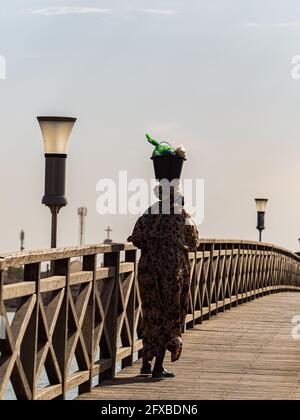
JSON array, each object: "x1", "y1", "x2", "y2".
[{"x1": 1, "y1": 240, "x2": 300, "y2": 400}]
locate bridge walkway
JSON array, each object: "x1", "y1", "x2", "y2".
[{"x1": 77, "y1": 293, "x2": 300, "y2": 400}]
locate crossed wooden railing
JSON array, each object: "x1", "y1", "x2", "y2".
[{"x1": 1, "y1": 240, "x2": 300, "y2": 400}]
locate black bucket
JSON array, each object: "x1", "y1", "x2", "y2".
[{"x1": 151, "y1": 155, "x2": 185, "y2": 181}]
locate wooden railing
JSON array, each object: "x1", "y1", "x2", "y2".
[{"x1": 1, "y1": 240, "x2": 300, "y2": 400}]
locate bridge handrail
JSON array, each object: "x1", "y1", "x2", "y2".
[
  {"x1": 1, "y1": 239, "x2": 300, "y2": 267},
  {"x1": 1, "y1": 239, "x2": 300, "y2": 400}
]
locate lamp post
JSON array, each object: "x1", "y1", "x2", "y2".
[
  {"x1": 37, "y1": 116, "x2": 77, "y2": 248},
  {"x1": 255, "y1": 198, "x2": 268, "y2": 242}
]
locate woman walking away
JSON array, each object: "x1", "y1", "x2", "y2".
[{"x1": 128, "y1": 135, "x2": 199, "y2": 378}]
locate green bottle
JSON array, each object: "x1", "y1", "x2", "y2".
[{"x1": 146, "y1": 133, "x2": 176, "y2": 157}]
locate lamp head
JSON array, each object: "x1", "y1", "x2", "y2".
[
  {"x1": 37, "y1": 116, "x2": 76, "y2": 155},
  {"x1": 255, "y1": 198, "x2": 268, "y2": 213}
]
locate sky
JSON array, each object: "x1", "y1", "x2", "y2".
[{"x1": 1, "y1": 0, "x2": 300, "y2": 253}]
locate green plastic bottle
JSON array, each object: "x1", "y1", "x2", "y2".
[{"x1": 146, "y1": 133, "x2": 176, "y2": 158}]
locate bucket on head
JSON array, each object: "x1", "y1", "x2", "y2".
[{"x1": 151, "y1": 155, "x2": 185, "y2": 182}]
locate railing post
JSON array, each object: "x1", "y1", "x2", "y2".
[
  {"x1": 261, "y1": 247, "x2": 266, "y2": 295},
  {"x1": 240, "y1": 243, "x2": 246, "y2": 302},
  {"x1": 191, "y1": 250, "x2": 198, "y2": 325},
  {"x1": 195, "y1": 248, "x2": 204, "y2": 325},
  {"x1": 231, "y1": 244, "x2": 239, "y2": 307},
  {"x1": 201, "y1": 245, "x2": 210, "y2": 319},
  {"x1": 218, "y1": 245, "x2": 226, "y2": 313},
  {"x1": 268, "y1": 250, "x2": 273, "y2": 293},
  {"x1": 122, "y1": 248, "x2": 138, "y2": 368},
  {"x1": 244, "y1": 243, "x2": 250, "y2": 302},
  {"x1": 270, "y1": 250, "x2": 276, "y2": 293},
  {"x1": 228, "y1": 244, "x2": 233, "y2": 307},
  {"x1": 278, "y1": 254, "x2": 282, "y2": 290},
  {"x1": 78, "y1": 254, "x2": 97, "y2": 395},
  {"x1": 208, "y1": 242, "x2": 215, "y2": 317},
  {"x1": 52, "y1": 258, "x2": 70, "y2": 400},
  {"x1": 249, "y1": 245, "x2": 255, "y2": 300},
  {"x1": 100, "y1": 249, "x2": 121, "y2": 381},
  {"x1": 240, "y1": 244, "x2": 246, "y2": 303},
  {"x1": 257, "y1": 245, "x2": 264, "y2": 297},
  {"x1": 264, "y1": 248, "x2": 271, "y2": 295},
  {"x1": 278, "y1": 255, "x2": 283, "y2": 290},
  {"x1": 289, "y1": 258, "x2": 292, "y2": 288},
  {"x1": 20, "y1": 262, "x2": 41, "y2": 400},
  {"x1": 235, "y1": 243, "x2": 244, "y2": 306},
  {"x1": 184, "y1": 252, "x2": 196, "y2": 329},
  {"x1": 273, "y1": 253, "x2": 278, "y2": 290}
]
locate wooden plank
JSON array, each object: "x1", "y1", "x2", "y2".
[
  {"x1": 69, "y1": 271, "x2": 93, "y2": 286},
  {"x1": 116, "y1": 347, "x2": 132, "y2": 362},
  {"x1": 91, "y1": 359, "x2": 112, "y2": 377},
  {"x1": 66, "y1": 371, "x2": 90, "y2": 391},
  {"x1": 96, "y1": 267, "x2": 115, "y2": 280},
  {"x1": 35, "y1": 384, "x2": 62, "y2": 401},
  {"x1": 40, "y1": 276, "x2": 66, "y2": 293},
  {"x1": 133, "y1": 340, "x2": 143, "y2": 353},
  {"x1": 119, "y1": 262, "x2": 135, "y2": 274},
  {"x1": 3, "y1": 282, "x2": 36, "y2": 300}
]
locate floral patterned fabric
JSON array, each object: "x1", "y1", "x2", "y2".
[{"x1": 128, "y1": 208, "x2": 199, "y2": 361}]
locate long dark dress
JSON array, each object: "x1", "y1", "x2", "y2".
[{"x1": 128, "y1": 208, "x2": 199, "y2": 362}]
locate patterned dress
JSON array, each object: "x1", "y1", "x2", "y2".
[{"x1": 128, "y1": 207, "x2": 199, "y2": 362}]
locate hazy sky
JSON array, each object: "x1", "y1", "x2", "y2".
[{"x1": 1, "y1": 0, "x2": 300, "y2": 253}]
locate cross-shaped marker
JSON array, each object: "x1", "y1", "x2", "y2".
[{"x1": 105, "y1": 226, "x2": 112, "y2": 240}]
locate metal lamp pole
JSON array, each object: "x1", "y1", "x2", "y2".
[{"x1": 37, "y1": 116, "x2": 77, "y2": 249}]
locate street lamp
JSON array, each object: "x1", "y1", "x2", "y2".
[
  {"x1": 37, "y1": 116, "x2": 77, "y2": 248},
  {"x1": 255, "y1": 198, "x2": 268, "y2": 242}
]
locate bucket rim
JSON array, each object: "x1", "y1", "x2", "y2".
[{"x1": 150, "y1": 155, "x2": 187, "y2": 161}]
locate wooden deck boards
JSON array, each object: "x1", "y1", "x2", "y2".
[{"x1": 77, "y1": 292, "x2": 300, "y2": 400}]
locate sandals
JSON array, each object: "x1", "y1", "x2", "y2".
[{"x1": 152, "y1": 369, "x2": 175, "y2": 379}]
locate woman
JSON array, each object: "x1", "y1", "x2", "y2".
[{"x1": 128, "y1": 184, "x2": 199, "y2": 378}]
